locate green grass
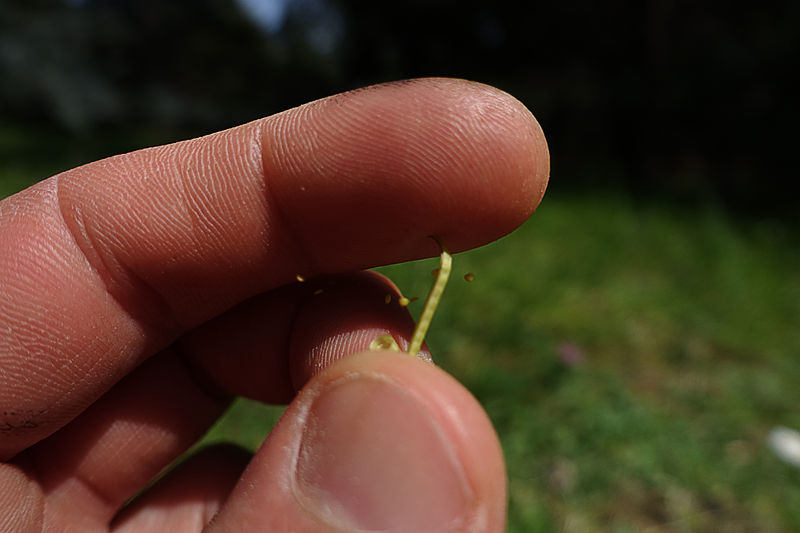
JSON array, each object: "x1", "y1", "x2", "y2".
[{"x1": 3, "y1": 159, "x2": 798, "y2": 531}]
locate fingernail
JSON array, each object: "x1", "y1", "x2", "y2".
[{"x1": 294, "y1": 377, "x2": 473, "y2": 532}]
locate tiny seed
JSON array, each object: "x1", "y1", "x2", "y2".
[
  {"x1": 384, "y1": 294, "x2": 392, "y2": 304},
  {"x1": 398, "y1": 296, "x2": 410, "y2": 307},
  {"x1": 464, "y1": 272, "x2": 475, "y2": 282},
  {"x1": 370, "y1": 334, "x2": 401, "y2": 352},
  {"x1": 313, "y1": 288, "x2": 324, "y2": 295},
  {"x1": 296, "y1": 274, "x2": 305, "y2": 283}
]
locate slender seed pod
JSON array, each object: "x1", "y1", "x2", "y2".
[
  {"x1": 370, "y1": 238, "x2": 452, "y2": 357},
  {"x1": 407, "y1": 239, "x2": 452, "y2": 357}
]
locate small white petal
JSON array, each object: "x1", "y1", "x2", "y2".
[{"x1": 768, "y1": 426, "x2": 800, "y2": 468}]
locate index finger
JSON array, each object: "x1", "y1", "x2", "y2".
[{"x1": 0, "y1": 78, "x2": 549, "y2": 457}]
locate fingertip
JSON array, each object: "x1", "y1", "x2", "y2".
[
  {"x1": 287, "y1": 270, "x2": 426, "y2": 391},
  {"x1": 425, "y1": 78, "x2": 551, "y2": 230},
  {"x1": 208, "y1": 351, "x2": 506, "y2": 533},
  {"x1": 321, "y1": 352, "x2": 508, "y2": 530},
  {"x1": 181, "y1": 270, "x2": 430, "y2": 406},
  {"x1": 263, "y1": 77, "x2": 550, "y2": 264}
]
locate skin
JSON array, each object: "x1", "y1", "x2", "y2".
[{"x1": 0, "y1": 78, "x2": 549, "y2": 532}]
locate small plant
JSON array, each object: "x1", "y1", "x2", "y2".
[{"x1": 371, "y1": 238, "x2": 452, "y2": 356}]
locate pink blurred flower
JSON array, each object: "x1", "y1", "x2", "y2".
[{"x1": 557, "y1": 341, "x2": 585, "y2": 367}]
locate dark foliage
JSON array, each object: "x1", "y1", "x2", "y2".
[{"x1": 1, "y1": 0, "x2": 797, "y2": 213}]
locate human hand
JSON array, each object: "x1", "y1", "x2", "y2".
[{"x1": 0, "y1": 78, "x2": 549, "y2": 532}]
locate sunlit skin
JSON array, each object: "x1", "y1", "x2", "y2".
[{"x1": 0, "y1": 78, "x2": 549, "y2": 532}]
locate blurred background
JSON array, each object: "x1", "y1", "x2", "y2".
[{"x1": 2, "y1": 0, "x2": 799, "y2": 530}]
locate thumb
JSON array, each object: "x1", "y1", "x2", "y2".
[{"x1": 207, "y1": 352, "x2": 506, "y2": 533}]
